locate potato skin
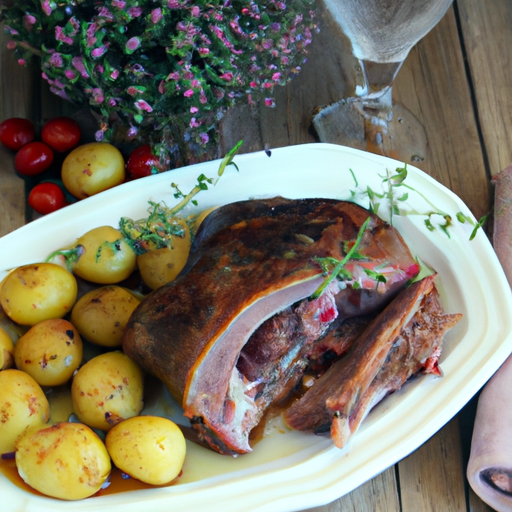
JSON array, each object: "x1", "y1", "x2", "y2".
[
  {"x1": 0, "y1": 263, "x2": 77, "y2": 326},
  {"x1": 14, "y1": 318, "x2": 82, "y2": 386},
  {"x1": 0, "y1": 326, "x2": 14, "y2": 370},
  {"x1": 71, "y1": 351, "x2": 144, "y2": 431},
  {"x1": 61, "y1": 142, "x2": 125, "y2": 199},
  {"x1": 15, "y1": 422, "x2": 111, "y2": 500},
  {"x1": 72, "y1": 225, "x2": 137, "y2": 284},
  {"x1": 0, "y1": 369, "x2": 50, "y2": 455},
  {"x1": 106, "y1": 415, "x2": 186, "y2": 485},
  {"x1": 71, "y1": 286, "x2": 140, "y2": 347}
]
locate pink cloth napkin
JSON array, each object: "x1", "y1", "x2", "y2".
[
  {"x1": 467, "y1": 164, "x2": 512, "y2": 510},
  {"x1": 468, "y1": 354, "x2": 512, "y2": 510}
]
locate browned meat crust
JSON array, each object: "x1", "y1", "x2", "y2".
[
  {"x1": 283, "y1": 275, "x2": 462, "y2": 448},
  {"x1": 122, "y1": 197, "x2": 419, "y2": 454}
]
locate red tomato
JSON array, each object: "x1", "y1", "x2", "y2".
[
  {"x1": 41, "y1": 116, "x2": 81, "y2": 152},
  {"x1": 28, "y1": 182, "x2": 67, "y2": 215},
  {"x1": 0, "y1": 117, "x2": 35, "y2": 151},
  {"x1": 126, "y1": 145, "x2": 161, "y2": 179},
  {"x1": 14, "y1": 141, "x2": 54, "y2": 176}
]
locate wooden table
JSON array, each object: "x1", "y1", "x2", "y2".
[{"x1": 1, "y1": 1, "x2": 510, "y2": 511}]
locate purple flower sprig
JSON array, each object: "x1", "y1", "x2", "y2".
[{"x1": 1, "y1": 0, "x2": 317, "y2": 167}]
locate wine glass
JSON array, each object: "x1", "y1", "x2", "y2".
[{"x1": 313, "y1": 0, "x2": 454, "y2": 163}]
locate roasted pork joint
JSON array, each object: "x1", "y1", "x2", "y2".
[
  {"x1": 122, "y1": 197, "x2": 420, "y2": 455},
  {"x1": 284, "y1": 274, "x2": 463, "y2": 449}
]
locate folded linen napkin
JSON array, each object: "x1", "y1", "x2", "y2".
[{"x1": 467, "y1": 163, "x2": 512, "y2": 510}]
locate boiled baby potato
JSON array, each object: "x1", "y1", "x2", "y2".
[
  {"x1": 61, "y1": 142, "x2": 125, "y2": 199},
  {"x1": 106, "y1": 415, "x2": 186, "y2": 485},
  {"x1": 71, "y1": 351, "x2": 144, "y2": 431},
  {"x1": 14, "y1": 319, "x2": 82, "y2": 386},
  {"x1": 0, "y1": 369, "x2": 50, "y2": 455},
  {"x1": 192, "y1": 205, "x2": 218, "y2": 233},
  {"x1": 15, "y1": 422, "x2": 111, "y2": 500},
  {"x1": 0, "y1": 263, "x2": 77, "y2": 326},
  {"x1": 137, "y1": 219, "x2": 191, "y2": 290},
  {"x1": 0, "y1": 326, "x2": 14, "y2": 370},
  {"x1": 71, "y1": 225, "x2": 137, "y2": 284},
  {"x1": 71, "y1": 285, "x2": 140, "y2": 347}
]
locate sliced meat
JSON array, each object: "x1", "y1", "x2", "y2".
[
  {"x1": 284, "y1": 275, "x2": 462, "y2": 449},
  {"x1": 122, "y1": 197, "x2": 419, "y2": 455}
]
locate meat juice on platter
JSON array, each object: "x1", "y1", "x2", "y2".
[{"x1": 123, "y1": 197, "x2": 462, "y2": 456}]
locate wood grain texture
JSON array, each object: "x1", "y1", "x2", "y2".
[
  {"x1": 0, "y1": 1, "x2": 506, "y2": 510},
  {"x1": 394, "y1": 6, "x2": 490, "y2": 220},
  {"x1": 399, "y1": 418, "x2": 467, "y2": 512},
  {"x1": 308, "y1": 468, "x2": 401, "y2": 512},
  {"x1": 457, "y1": 0, "x2": 512, "y2": 176},
  {"x1": 0, "y1": 26, "x2": 37, "y2": 237}
]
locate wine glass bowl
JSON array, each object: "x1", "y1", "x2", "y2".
[{"x1": 313, "y1": 0, "x2": 454, "y2": 162}]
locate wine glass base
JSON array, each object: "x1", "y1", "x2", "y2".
[{"x1": 312, "y1": 98, "x2": 427, "y2": 166}]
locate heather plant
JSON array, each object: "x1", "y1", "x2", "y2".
[{"x1": 1, "y1": 0, "x2": 316, "y2": 167}]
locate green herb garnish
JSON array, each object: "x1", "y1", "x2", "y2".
[{"x1": 311, "y1": 217, "x2": 370, "y2": 300}]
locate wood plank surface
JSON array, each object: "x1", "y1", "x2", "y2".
[
  {"x1": 458, "y1": 0, "x2": 512, "y2": 177},
  {"x1": 0, "y1": 28, "x2": 36, "y2": 237},
  {"x1": 0, "y1": 1, "x2": 509, "y2": 511}
]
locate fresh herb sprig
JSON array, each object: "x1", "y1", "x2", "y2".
[
  {"x1": 350, "y1": 165, "x2": 486, "y2": 239},
  {"x1": 311, "y1": 217, "x2": 370, "y2": 300},
  {"x1": 119, "y1": 140, "x2": 243, "y2": 254}
]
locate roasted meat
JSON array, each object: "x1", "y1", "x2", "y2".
[
  {"x1": 122, "y1": 197, "x2": 420, "y2": 455},
  {"x1": 284, "y1": 274, "x2": 462, "y2": 448}
]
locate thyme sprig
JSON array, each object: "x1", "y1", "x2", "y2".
[
  {"x1": 350, "y1": 165, "x2": 486, "y2": 239},
  {"x1": 119, "y1": 140, "x2": 243, "y2": 255},
  {"x1": 311, "y1": 217, "x2": 370, "y2": 300}
]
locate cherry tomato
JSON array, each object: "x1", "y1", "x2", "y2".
[
  {"x1": 126, "y1": 145, "x2": 161, "y2": 179},
  {"x1": 14, "y1": 141, "x2": 54, "y2": 176},
  {"x1": 41, "y1": 116, "x2": 81, "y2": 152},
  {"x1": 0, "y1": 117, "x2": 35, "y2": 151},
  {"x1": 28, "y1": 182, "x2": 67, "y2": 215}
]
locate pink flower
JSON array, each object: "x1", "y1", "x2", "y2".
[
  {"x1": 220, "y1": 72, "x2": 233, "y2": 81},
  {"x1": 158, "y1": 81, "x2": 166, "y2": 94},
  {"x1": 23, "y1": 14, "x2": 37, "y2": 32},
  {"x1": 190, "y1": 106, "x2": 199, "y2": 113},
  {"x1": 92, "y1": 88, "x2": 104, "y2": 104},
  {"x1": 265, "y1": 98, "x2": 276, "y2": 107},
  {"x1": 55, "y1": 26, "x2": 73, "y2": 45},
  {"x1": 72, "y1": 57, "x2": 89, "y2": 78},
  {"x1": 6, "y1": 40, "x2": 16, "y2": 50},
  {"x1": 191, "y1": 6, "x2": 201, "y2": 17},
  {"x1": 167, "y1": 72, "x2": 179, "y2": 80},
  {"x1": 128, "y1": 7, "x2": 143, "y2": 18},
  {"x1": 151, "y1": 8, "x2": 163, "y2": 24},
  {"x1": 198, "y1": 47, "x2": 210, "y2": 56},
  {"x1": 126, "y1": 37, "x2": 141, "y2": 52},
  {"x1": 190, "y1": 117, "x2": 200, "y2": 128},
  {"x1": 18, "y1": 58, "x2": 26, "y2": 66},
  {"x1": 272, "y1": 72, "x2": 282, "y2": 81},
  {"x1": 127, "y1": 87, "x2": 139, "y2": 96},
  {"x1": 65, "y1": 69, "x2": 76, "y2": 80},
  {"x1": 91, "y1": 45, "x2": 108, "y2": 58},
  {"x1": 110, "y1": 69, "x2": 119, "y2": 80},
  {"x1": 167, "y1": 0, "x2": 180, "y2": 8},
  {"x1": 191, "y1": 79, "x2": 201, "y2": 88},
  {"x1": 49, "y1": 53, "x2": 63, "y2": 67},
  {"x1": 135, "y1": 99, "x2": 153, "y2": 112},
  {"x1": 184, "y1": 89, "x2": 194, "y2": 98},
  {"x1": 41, "y1": 0, "x2": 53, "y2": 16},
  {"x1": 199, "y1": 133, "x2": 209, "y2": 145},
  {"x1": 111, "y1": 0, "x2": 126, "y2": 8}
]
